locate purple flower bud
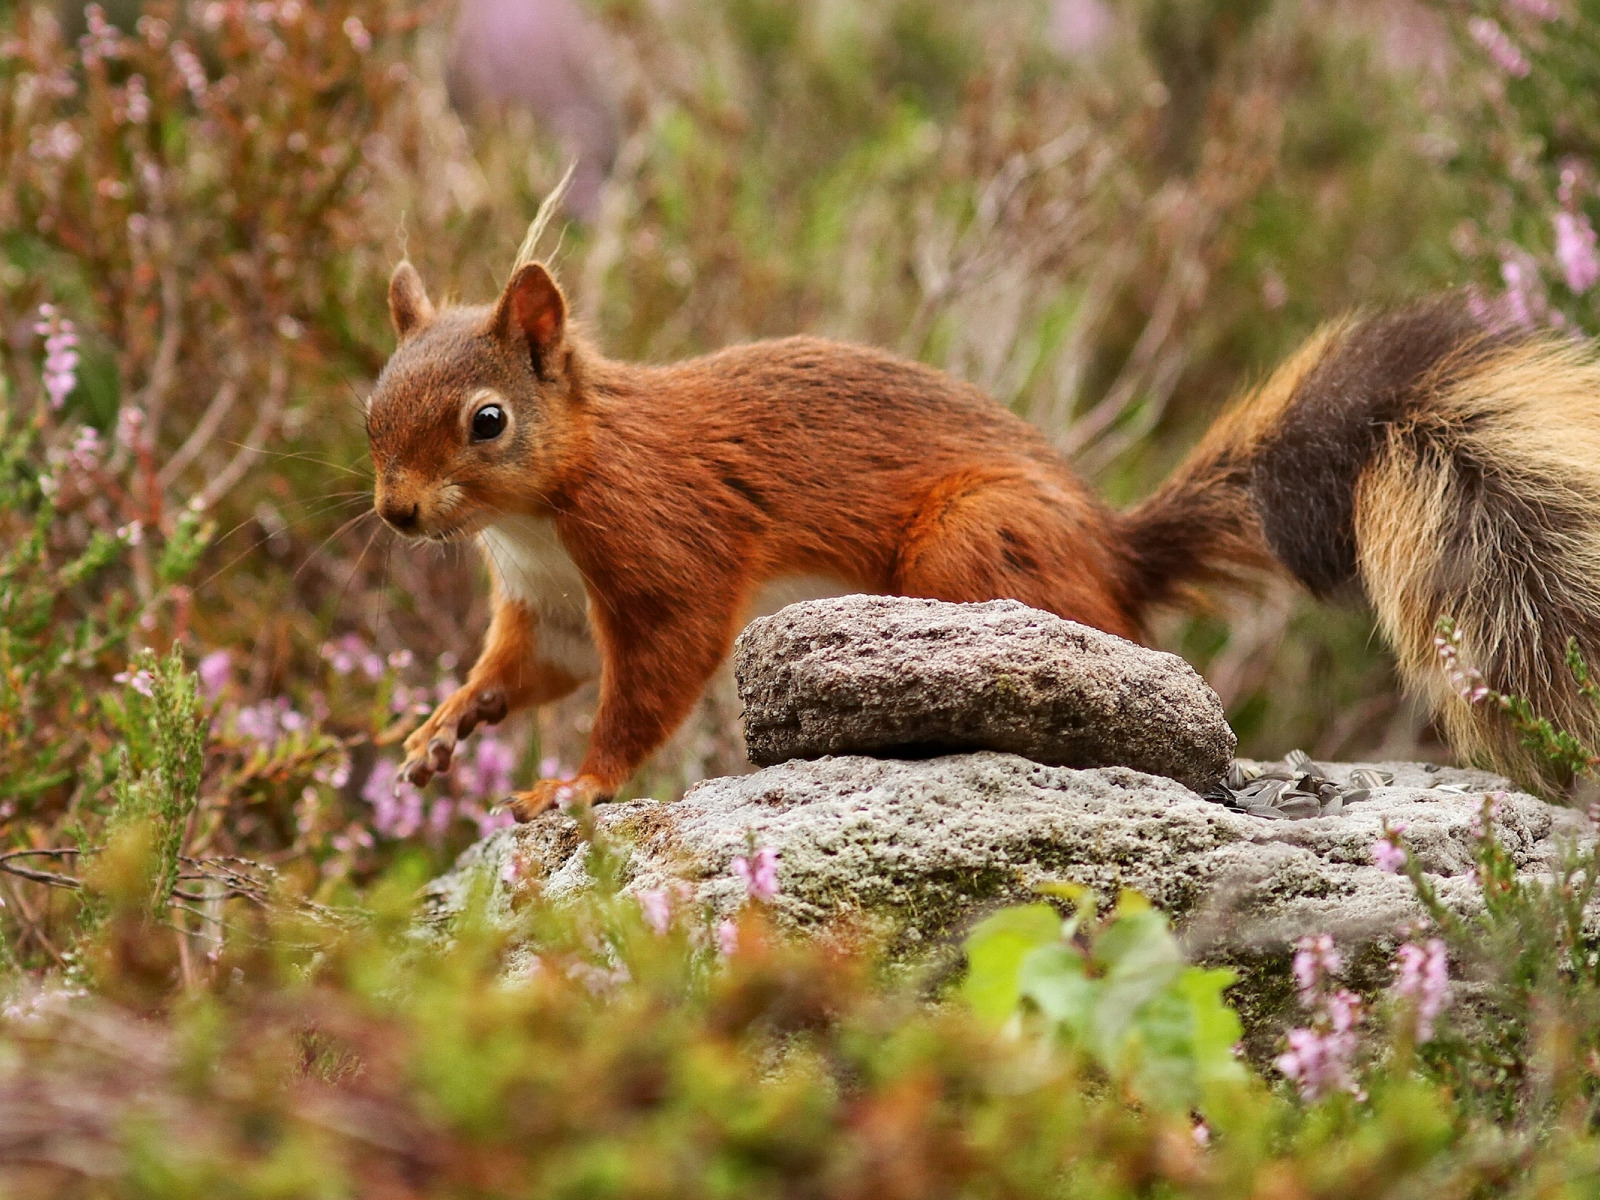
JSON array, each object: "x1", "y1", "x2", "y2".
[
  {"x1": 1371, "y1": 838, "x2": 1408, "y2": 873},
  {"x1": 639, "y1": 889, "x2": 671, "y2": 934},
  {"x1": 731, "y1": 846, "x2": 781, "y2": 901},
  {"x1": 1554, "y1": 211, "x2": 1600, "y2": 293},
  {"x1": 197, "y1": 650, "x2": 231, "y2": 699},
  {"x1": 1469, "y1": 16, "x2": 1531, "y2": 77}
]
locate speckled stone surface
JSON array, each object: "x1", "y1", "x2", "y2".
[
  {"x1": 734, "y1": 596, "x2": 1235, "y2": 792},
  {"x1": 427, "y1": 752, "x2": 1589, "y2": 957}
]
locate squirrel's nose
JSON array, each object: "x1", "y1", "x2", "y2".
[{"x1": 378, "y1": 499, "x2": 420, "y2": 533}]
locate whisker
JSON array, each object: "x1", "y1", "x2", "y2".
[
  {"x1": 205, "y1": 493, "x2": 371, "y2": 558},
  {"x1": 332, "y1": 518, "x2": 386, "y2": 625},
  {"x1": 223, "y1": 443, "x2": 373, "y2": 480},
  {"x1": 193, "y1": 498, "x2": 376, "y2": 594},
  {"x1": 294, "y1": 508, "x2": 382, "y2": 585}
]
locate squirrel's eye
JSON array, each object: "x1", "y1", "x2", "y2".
[{"x1": 471, "y1": 404, "x2": 506, "y2": 442}]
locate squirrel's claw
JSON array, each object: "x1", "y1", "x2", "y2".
[{"x1": 397, "y1": 685, "x2": 510, "y2": 798}]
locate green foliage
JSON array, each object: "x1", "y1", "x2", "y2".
[
  {"x1": 1387, "y1": 794, "x2": 1600, "y2": 1125},
  {"x1": 6, "y1": 3, "x2": 1600, "y2": 1191},
  {"x1": 963, "y1": 887, "x2": 1245, "y2": 1114},
  {"x1": 94, "y1": 647, "x2": 207, "y2": 916}
]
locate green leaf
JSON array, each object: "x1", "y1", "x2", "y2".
[
  {"x1": 961, "y1": 903, "x2": 1063, "y2": 1024},
  {"x1": 1017, "y1": 942, "x2": 1094, "y2": 1035},
  {"x1": 1088, "y1": 906, "x2": 1185, "y2": 1055}
]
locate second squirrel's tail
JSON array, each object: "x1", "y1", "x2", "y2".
[{"x1": 1123, "y1": 296, "x2": 1600, "y2": 790}]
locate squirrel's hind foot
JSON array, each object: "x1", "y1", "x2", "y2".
[{"x1": 502, "y1": 774, "x2": 608, "y2": 822}]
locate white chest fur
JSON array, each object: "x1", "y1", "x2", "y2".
[
  {"x1": 478, "y1": 516, "x2": 598, "y2": 679},
  {"x1": 477, "y1": 516, "x2": 855, "y2": 682}
]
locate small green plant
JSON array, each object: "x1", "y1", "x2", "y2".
[
  {"x1": 1436, "y1": 616, "x2": 1600, "y2": 779},
  {"x1": 92, "y1": 646, "x2": 207, "y2": 918},
  {"x1": 1374, "y1": 790, "x2": 1600, "y2": 1124},
  {"x1": 962, "y1": 885, "x2": 1246, "y2": 1114}
]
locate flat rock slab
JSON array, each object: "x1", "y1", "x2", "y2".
[
  {"x1": 428, "y1": 753, "x2": 1589, "y2": 959},
  {"x1": 735, "y1": 596, "x2": 1235, "y2": 791}
]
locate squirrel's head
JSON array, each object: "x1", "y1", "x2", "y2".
[{"x1": 365, "y1": 258, "x2": 583, "y2": 540}]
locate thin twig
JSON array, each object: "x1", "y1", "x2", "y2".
[
  {"x1": 195, "y1": 348, "x2": 290, "y2": 511},
  {"x1": 0, "y1": 862, "x2": 80, "y2": 889},
  {"x1": 158, "y1": 357, "x2": 244, "y2": 489}
]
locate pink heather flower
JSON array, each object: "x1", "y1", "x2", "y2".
[
  {"x1": 33, "y1": 305, "x2": 79, "y2": 409},
  {"x1": 116, "y1": 520, "x2": 142, "y2": 546},
  {"x1": 1276, "y1": 1019, "x2": 1362, "y2": 1102},
  {"x1": 1559, "y1": 163, "x2": 1581, "y2": 209},
  {"x1": 170, "y1": 42, "x2": 208, "y2": 99},
  {"x1": 1501, "y1": 259, "x2": 1537, "y2": 328},
  {"x1": 1510, "y1": 0, "x2": 1560, "y2": 18},
  {"x1": 1277, "y1": 960, "x2": 1366, "y2": 1103},
  {"x1": 342, "y1": 16, "x2": 372, "y2": 52},
  {"x1": 1292, "y1": 934, "x2": 1343, "y2": 1004},
  {"x1": 197, "y1": 650, "x2": 231, "y2": 700},
  {"x1": 460, "y1": 736, "x2": 516, "y2": 802},
  {"x1": 1469, "y1": 792, "x2": 1506, "y2": 840},
  {"x1": 69, "y1": 426, "x2": 100, "y2": 472},
  {"x1": 1191, "y1": 1121, "x2": 1210, "y2": 1148},
  {"x1": 80, "y1": 4, "x2": 125, "y2": 63},
  {"x1": 29, "y1": 121, "x2": 82, "y2": 163},
  {"x1": 387, "y1": 649, "x2": 414, "y2": 671},
  {"x1": 233, "y1": 696, "x2": 306, "y2": 750},
  {"x1": 1554, "y1": 211, "x2": 1600, "y2": 294},
  {"x1": 639, "y1": 889, "x2": 672, "y2": 934},
  {"x1": 1434, "y1": 627, "x2": 1491, "y2": 703},
  {"x1": 1372, "y1": 835, "x2": 1408, "y2": 874},
  {"x1": 116, "y1": 406, "x2": 145, "y2": 449},
  {"x1": 321, "y1": 633, "x2": 382, "y2": 679},
  {"x1": 313, "y1": 751, "x2": 351, "y2": 789},
  {"x1": 1392, "y1": 938, "x2": 1451, "y2": 1043},
  {"x1": 117, "y1": 75, "x2": 150, "y2": 125},
  {"x1": 136, "y1": 15, "x2": 169, "y2": 47},
  {"x1": 363, "y1": 759, "x2": 423, "y2": 839},
  {"x1": 717, "y1": 918, "x2": 740, "y2": 956},
  {"x1": 426, "y1": 797, "x2": 455, "y2": 838},
  {"x1": 114, "y1": 668, "x2": 155, "y2": 698},
  {"x1": 1469, "y1": 17, "x2": 1531, "y2": 77},
  {"x1": 500, "y1": 848, "x2": 532, "y2": 887},
  {"x1": 731, "y1": 846, "x2": 780, "y2": 901}
]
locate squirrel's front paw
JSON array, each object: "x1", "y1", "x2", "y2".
[
  {"x1": 399, "y1": 684, "x2": 509, "y2": 790},
  {"x1": 503, "y1": 774, "x2": 608, "y2": 822}
]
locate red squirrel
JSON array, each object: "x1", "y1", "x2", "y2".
[{"x1": 367, "y1": 241, "x2": 1600, "y2": 813}]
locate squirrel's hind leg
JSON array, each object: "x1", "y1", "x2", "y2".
[{"x1": 891, "y1": 469, "x2": 1138, "y2": 640}]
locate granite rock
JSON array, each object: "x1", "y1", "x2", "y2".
[
  {"x1": 734, "y1": 596, "x2": 1235, "y2": 791},
  {"x1": 428, "y1": 752, "x2": 1588, "y2": 959}
]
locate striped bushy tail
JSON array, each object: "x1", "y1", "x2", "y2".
[{"x1": 1123, "y1": 296, "x2": 1600, "y2": 792}]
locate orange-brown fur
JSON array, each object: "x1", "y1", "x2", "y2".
[
  {"x1": 372, "y1": 261, "x2": 1162, "y2": 817},
  {"x1": 369, "y1": 258, "x2": 1600, "y2": 813}
]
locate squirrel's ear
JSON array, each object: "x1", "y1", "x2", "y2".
[
  {"x1": 388, "y1": 261, "x2": 434, "y2": 340},
  {"x1": 492, "y1": 262, "x2": 566, "y2": 373}
]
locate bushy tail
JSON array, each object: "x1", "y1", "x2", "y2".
[{"x1": 1123, "y1": 296, "x2": 1600, "y2": 791}]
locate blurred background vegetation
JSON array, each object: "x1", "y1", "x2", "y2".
[
  {"x1": 8, "y1": 2, "x2": 1600, "y2": 1194},
  {"x1": 4, "y1": 0, "x2": 1600, "y2": 901}
]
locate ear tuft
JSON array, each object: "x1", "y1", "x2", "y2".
[
  {"x1": 492, "y1": 262, "x2": 567, "y2": 373},
  {"x1": 388, "y1": 261, "x2": 434, "y2": 340}
]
